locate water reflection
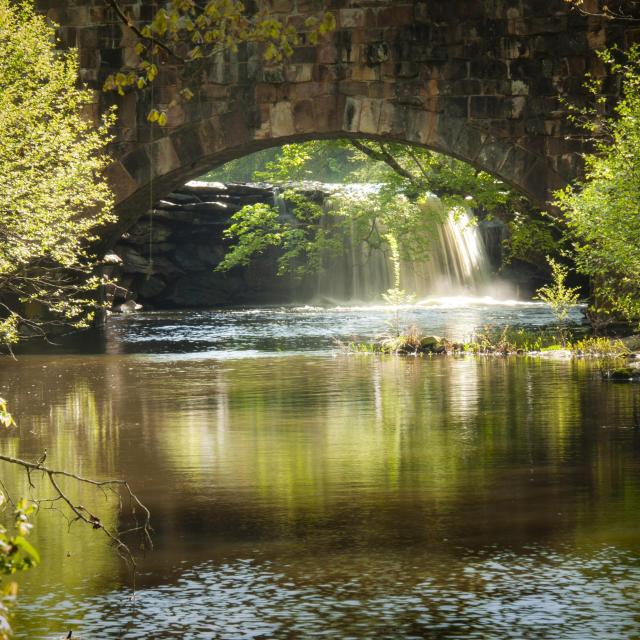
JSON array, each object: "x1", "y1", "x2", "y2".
[{"x1": 0, "y1": 347, "x2": 638, "y2": 637}]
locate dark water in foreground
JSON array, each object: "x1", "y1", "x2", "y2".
[{"x1": 1, "y1": 303, "x2": 639, "y2": 639}]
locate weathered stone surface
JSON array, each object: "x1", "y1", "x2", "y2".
[
  {"x1": 111, "y1": 182, "x2": 298, "y2": 308},
  {"x1": 36, "y1": 0, "x2": 632, "y2": 246}
]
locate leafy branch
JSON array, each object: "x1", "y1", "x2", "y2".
[{"x1": 104, "y1": 0, "x2": 336, "y2": 123}]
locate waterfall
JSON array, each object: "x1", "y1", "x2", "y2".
[
  {"x1": 400, "y1": 208, "x2": 490, "y2": 299},
  {"x1": 312, "y1": 196, "x2": 491, "y2": 304},
  {"x1": 273, "y1": 188, "x2": 294, "y2": 221},
  {"x1": 270, "y1": 182, "x2": 493, "y2": 304}
]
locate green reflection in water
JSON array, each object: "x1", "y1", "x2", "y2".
[{"x1": 0, "y1": 353, "x2": 638, "y2": 637}]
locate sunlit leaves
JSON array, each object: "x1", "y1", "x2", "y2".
[
  {"x1": 0, "y1": 399, "x2": 14, "y2": 430},
  {"x1": 0, "y1": 0, "x2": 115, "y2": 346},
  {"x1": 103, "y1": 0, "x2": 335, "y2": 125},
  {"x1": 536, "y1": 257, "x2": 581, "y2": 328},
  {"x1": 0, "y1": 503, "x2": 39, "y2": 564},
  {"x1": 215, "y1": 139, "x2": 525, "y2": 280},
  {"x1": 554, "y1": 44, "x2": 640, "y2": 323}
]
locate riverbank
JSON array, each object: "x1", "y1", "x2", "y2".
[{"x1": 346, "y1": 328, "x2": 639, "y2": 361}]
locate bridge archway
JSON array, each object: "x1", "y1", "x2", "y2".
[
  {"x1": 38, "y1": 0, "x2": 622, "y2": 245},
  {"x1": 108, "y1": 122, "x2": 560, "y2": 246}
]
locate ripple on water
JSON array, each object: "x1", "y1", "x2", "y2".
[{"x1": 21, "y1": 545, "x2": 640, "y2": 639}]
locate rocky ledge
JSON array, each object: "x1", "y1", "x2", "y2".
[{"x1": 106, "y1": 181, "x2": 298, "y2": 310}]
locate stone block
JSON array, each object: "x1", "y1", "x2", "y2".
[
  {"x1": 470, "y1": 96, "x2": 509, "y2": 119},
  {"x1": 343, "y1": 97, "x2": 362, "y2": 132},
  {"x1": 476, "y1": 140, "x2": 510, "y2": 175},
  {"x1": 313, "y1": 95, "x2": 342, "y2": 132},
  {"x1": 151, "y1": 137, "x2": 181, "y2": 178},
  {"x1": 377, "y1": 102, "x2": 396, "y2": 135},
  {"x1": 454, "y1": 126, "x2": 487, "y2": 163},
  {"x1": 427, "y1": 116, "x2": 464, "y2": 153},
  {"x1": 293, "y1": 100, "x2": 315, "y2": 132},
  {"x1": 270, "y1": 101, "x2": 295, "y2": 137},
  {"x1": 339, "y1": 9, "x2": 365, "y2": 29},
  {"x1": 284, "y1": 64, "x2": 314, "y2": 83},
  {"x1": 358, "y1": 99, "x2": 382, "y2": 134}
]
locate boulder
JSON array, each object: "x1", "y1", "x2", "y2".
[
  {"x1": 117, "y1": 246, "x2": 151, "y2": 274},
  {"x1": 138, "y1": 275, "x2": 166, "y2": 299},
  {"x1": 113, "y1": 300, "x2": 142, "y2": 313},
  {"x1": 174, "y1": 245, "x2": 208, "y2": 271},
  {"x1": 603, "y1": 367, "x2": 640, "y2": 381},
  {"x1": 419, "y1": 336, "x2": 446, "y2": 352},
  {"x1": 102, "y1": 252, "x2": 122, "y2": 265},
  {"x1": 126, "y1": 220, "x2": 173, "y2": 245}
]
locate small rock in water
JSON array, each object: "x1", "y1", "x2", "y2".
[
  {"x1": 102, "y1": 252, "x2": 122, "y2": 265},
  {"x1": 603, "y1": 367, "x2": 640, "y2": 381},
  {"x1": 114, "y1": 300, "x2": 142, "y2": 313},
  {"x1": 419, "y1": 336, "x2": 445, "y2": 352}
]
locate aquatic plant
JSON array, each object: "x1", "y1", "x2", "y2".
[
  {"x1": 464, "y1": 325, "x2": 567, "y2": 354},
  {"x1": 535, "y1": 258, "x2": 581, "y2": 345},
  {"x1": 570, "y1": 336, "x2": 629, "y2": 358}
]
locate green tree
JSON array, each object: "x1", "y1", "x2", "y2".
[
  {"x1": 554, "y1": 45, "x2": 640, "y2": 326},
  {"x1": 215, "y1": 139, "x2": 528, "y2": 290},
  {"x1": 0, "y1": 3, "x2": 152, "y2": 635},
  {"x1": 0, "y1": 0, "x2": 115, "y2": 348}
]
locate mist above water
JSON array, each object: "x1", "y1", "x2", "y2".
[{"x1": 275, "y1": 187, "x2": 515, "y2": 305}]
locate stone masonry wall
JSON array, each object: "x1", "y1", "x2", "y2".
[
  {"x1": 36, "y1": 0, "x2": 635, "y2": 245},
  {"x1": 107, "y1": 182, "x2": 299, "y2": 308}
]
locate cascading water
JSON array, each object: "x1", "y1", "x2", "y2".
[
  {"x1": 399, "y1": 207, "x2": 490, "y2": 298},
  {"x1": 307, "y1": 189, "x2": 492, "y2": 304}
]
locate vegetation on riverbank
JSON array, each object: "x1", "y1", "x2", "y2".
[
  {"x1": 553, "y1": 45, "x2": 640, "y2": 330},
  {"x1": 346, "y1": 325, "x2": 632, "y2": 361},
  {"x1": 0, "y1": 0, "x2": 115, "y2": 349},
  {"x1": 0, "y1": 4, "x2": 152, "y2": 634}
]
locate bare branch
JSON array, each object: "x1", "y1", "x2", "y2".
[{"x1": 0, "y1": 453, "x2": 152, "y2": 572}]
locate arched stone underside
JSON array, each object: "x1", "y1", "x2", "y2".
[{"x1": 40, "y1": 0, "x2": 631, "y2": 244}]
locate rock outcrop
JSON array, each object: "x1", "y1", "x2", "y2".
[{"x1": 109, "y1": 182, "x2": 298, "y2": 309}]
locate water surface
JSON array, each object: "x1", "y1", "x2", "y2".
[{"x1": 1, "y1": 303, "x2": 638, "y2": 639}]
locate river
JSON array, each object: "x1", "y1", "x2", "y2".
[{"x1": 1, "y1": 301, "x2": 639, "y2": 639}]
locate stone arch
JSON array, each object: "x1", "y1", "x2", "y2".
[
  {"x1": 107, "y1": 116, "x2": 561, "y2": 247},
  {"x1": 38, "y1": 0, "x2": 626, "y2": 248}
]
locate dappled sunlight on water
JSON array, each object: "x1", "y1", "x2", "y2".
[
  {"x1": 86, "y1": 299, "x2": 586, "y2": 358},
  {"x1": 1, "y1": 306, "x2": 638, "y2": 638},
  {"x1": 23, "y1": 546, "x2": 640, "y2": 639}
]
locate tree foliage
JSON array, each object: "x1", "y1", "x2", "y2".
[
  {"x1": 535, "y1": 257, "x2": 581, "y2": 342},
  {"x1": 0, "y1": 0, "x2": 115, "y2": 348},
  {"x1": 104, "y1": 0, "x2": 335, "y2": 122},
  {"x1": 554, "y1": 45, "x2": 640, "y2": 325},
  {"x1": 215, "y1": 139, "x2": 530, "y2": 281}
]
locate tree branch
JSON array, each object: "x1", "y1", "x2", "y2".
[
  {"x1": 0, "y1": 453, "x2": 152, "y2": 571},
  {"x1": 105, "y1": 0, "x2": 187, "y2": 63},
  {"x1": 350, "y1": 139, "x2": 417, "y2": 183}
]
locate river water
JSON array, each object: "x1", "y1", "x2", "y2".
[{"x1": 1, "y1": 302, "x2": 639, "y2": 639}]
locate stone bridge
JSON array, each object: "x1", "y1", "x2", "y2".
[{"x1": 39, "y1": 0, "x2": 630, "y2": 243}]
